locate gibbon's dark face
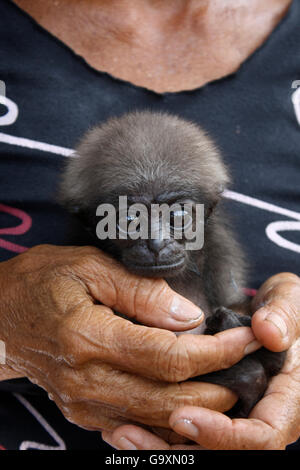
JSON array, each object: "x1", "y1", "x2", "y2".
[
  {"x1": 58, "y1": 112, "x2": 230, "y2": 278},
  {"x1": 95, "y1": 191, "x2": 202, "y2": 278}
]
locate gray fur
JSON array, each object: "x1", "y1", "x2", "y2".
[
  {"x1": 58, "y1": 111, "x2": 246, "y2": 310},
  {"x1": 58, "y1": 111, "x2": 285, "y2": 418}
]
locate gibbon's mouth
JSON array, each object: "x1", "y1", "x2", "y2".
[{"x1": 126, "y1": 258, "x2": 185, "y2": 278}]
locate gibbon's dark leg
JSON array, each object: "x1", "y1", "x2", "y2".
[{"x1": 195, "y1": 307, "x2": 286, "y2": 418}]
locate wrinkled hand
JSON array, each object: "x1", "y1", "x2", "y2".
[
  {"x1": 251, "y1": 273, "x2": 300, "y2": 351},
  {"x1": 103, "y1": 273, "x2": 300, "y2": 449},
  {"x1": 0, "y1": 245, "x2": 258, "y2": 431}
]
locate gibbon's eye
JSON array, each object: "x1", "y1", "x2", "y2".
[
  {"x1": 117, "y1": 212, "x2": 141, "y2": 235},
  {"x1": 169, "y1": 208, "x2": 193, "y2": 232}
]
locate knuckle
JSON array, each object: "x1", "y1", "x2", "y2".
[
  {"x1": 149, "y1": 281, "x2": 171, "y2": 312},
  {"x1": 58, "y1": 318, "x2": 84, "y2": 367},
  {"x1": 266, "y1": 273, "x2": 300, "y2": 287},
  {"x1": 268, "y1": 295, "x2": 299, "y2": 331},
  {"x1": 75, "y1": 254, "x2": 96, "y2": 271},
  {"x1": 60, "y1": 406, "x2": 79, "y2": 425},
  {"x1": 159, "y1": 339, "x2": 192, "y2": 382},
  {"x1": 149, "y1": 278, "x2": 170, "y2": 303},
  {"x1": 276, "y1": 273, "x2": 300, "y2": 284},
  {"x1": 74, "y1": 246, "x2": 101, "y2": 265},
  {"x1": 212, "y1": 334, "x2": 232, "y2": 370},
  {"x1": 62, "y1": 345, "x2": 82, "y2": 368},
  {"x1": 134, "y1": 278, "x2": 169, "y2": 317},
  {"x1": 11, "y1": 245, "x2": 51, "y2": 273},
  {"x1": 28, "y1": 244, "x2": 50, "y2": 254},
  {"x1": 275, "y1": 280, "x2": 300, "y2": 298},
  {"x1": 75, "y1": 246, "x2": 100, "y2": 257},
  {"x1": 69, "y1": 249, "x2": 105, "y2": 282},
  {"x1": 51, "y1": 372, "x2": 78, "y2": 403},
  {"x1": 58, "y1": 388, "x2": 80, "y2": 405}
]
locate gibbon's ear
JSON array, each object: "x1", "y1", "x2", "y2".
[
  {"x1": 205, "y1": 183, "x2": 227, "y2": 220},
  {"x1": 216, "y1": 182, "x2": 226, "y2": 196},
  {"x1": 205, "y1": 200, "x2": 218, "y2": 220}
]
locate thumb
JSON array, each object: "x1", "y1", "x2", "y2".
[
  {"x1": 251, "y1": 273, "x2": 300, "y2": 352},
  {"x1": 169, "y1": 406, "x2": 278, "y2": 450},
  {"x1": 76, "y1": 248, "x2": 204, "y2": 331}
]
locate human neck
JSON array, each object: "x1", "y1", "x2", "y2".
[{"x1": 13, "y1": 0, "x2": 292, "y2": 93}]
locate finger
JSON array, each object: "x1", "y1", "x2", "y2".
[
  {"x1": 169, "y1": 341, "x2": 300, "y2": 451},
  {"x1": 34, "y1": 356, "x2": 237, "y2": 429},
  {"x1": 48, "y1": 362, "x2": 237, "y2": 428},
  {"x1": 169, "y1": 406, "x2": 282, "y2": 450},
  {"x1": 102, "y1": 425, "x2": 206, "y2": 450},
  {"x1": 60, "y1": 306, "x2": 259, "y2": 381},
  {"x1": 251, "y1": 273, "x2": 300, "y2": 351},
  {"x1": 74, "y1": 248, "x2": 204, "y2": 331},
  {"x1": 25, "y1": 364, "x2": 127, "y2": 432},
  {"x1": 249, "y1": 339, "x2": 300, "y2": 446},
  {"x1": 150, "y1": 426, "x2": 191, "y2": 445},
  {"x1": 102, "y1": 426, "x2": 205, "y2": 450},
  {"x1": 102, "y1": 426, "x2": 171, "y2": 450},
  {"x1": 59, "y1": 402, "x2": 127, "y2": 432}
]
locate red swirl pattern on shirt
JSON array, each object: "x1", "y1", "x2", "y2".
[{"x1": 0, "y1": 203, "x2": 32, "y2": 253}]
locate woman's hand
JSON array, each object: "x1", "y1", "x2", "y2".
[
  {"x1": 251, "y1": 272, "x2": 300, "y2": 351},
  {"x1": 0, "y1": 245, "x2": 258, "y2": 431},
  {"x1": 102, "y1": 272, "x2": 300, "y2": 449}
]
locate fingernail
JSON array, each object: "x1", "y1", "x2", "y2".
[
  {"x1": 265, "y1": 313, "x2": 288, "y2": 337},
  {"x1": 172, "y1": 418, "x2": 199, "y2": 439},
  {"x1": 244, "y1": 339, "x2": 261, "y2": 355},
  {"x1": 116, "y1": 437, "x2": 137, "y2": 450},
  {"x1": 170, "y1": 296, "x2": 203, "y2": 323}
]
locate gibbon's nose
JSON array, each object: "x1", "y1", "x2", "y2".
[{"x1": 147, "y1": 238, "x2": 166, "y2": 254}]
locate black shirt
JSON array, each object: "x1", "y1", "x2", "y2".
[{"x1": 0, "y1": 0, "x2": 299, "y2": 450}]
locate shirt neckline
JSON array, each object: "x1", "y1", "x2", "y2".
[{"x1": 9, "y1": 0, "x2": 296, "y2": 98}]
